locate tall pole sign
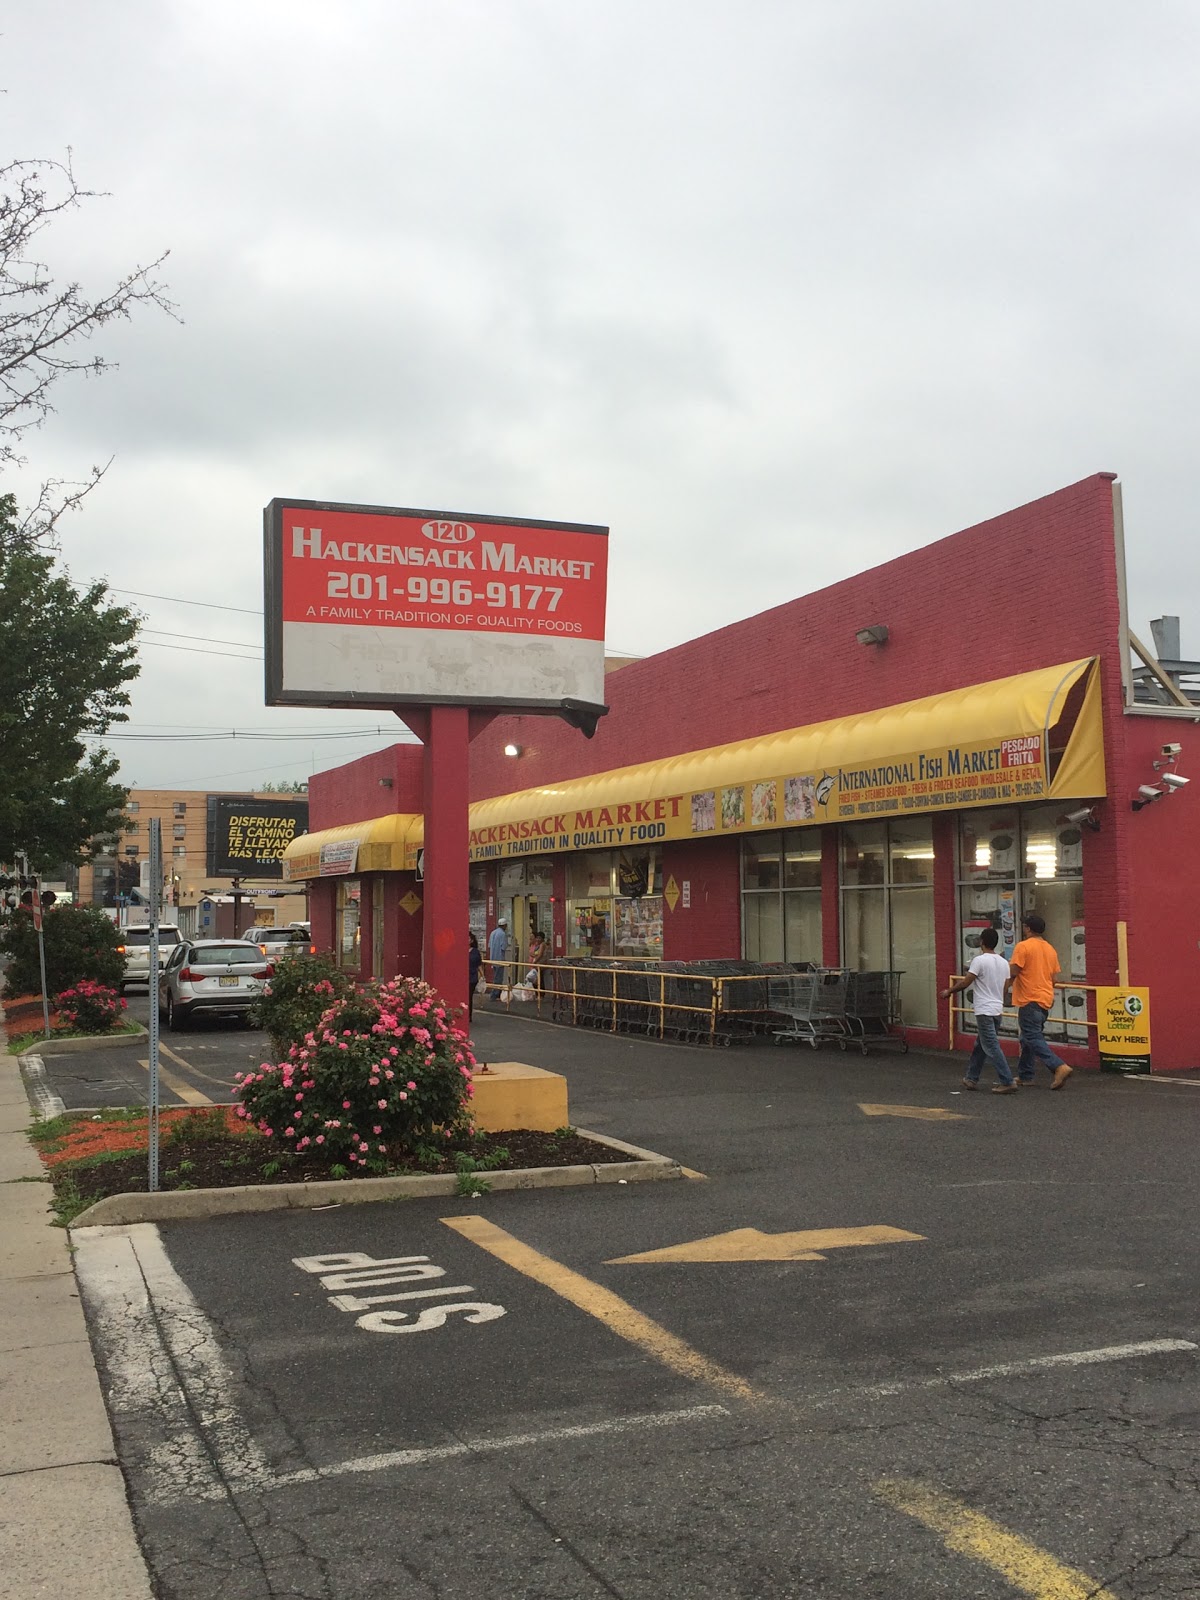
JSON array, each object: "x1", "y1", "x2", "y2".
[{"x1": 263, "y1": 500, "x2": 609, "y2": 1013}]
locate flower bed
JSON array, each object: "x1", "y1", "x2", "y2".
[{"x1": 29, "y1": 1107, "x2": 633, "y2": 1225}]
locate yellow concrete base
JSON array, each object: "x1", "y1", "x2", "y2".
[{"x1": 471, "y1": 1061, "x2": 568, "y2": 1133}]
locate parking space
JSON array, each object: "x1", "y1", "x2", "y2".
[{"x1": 53, "y1": 1008, "x2": 1200, "y2": 1595}]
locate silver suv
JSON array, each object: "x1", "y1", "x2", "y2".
[{"x1": 118, "y1": 925, "x2": 182, "y2": 992}]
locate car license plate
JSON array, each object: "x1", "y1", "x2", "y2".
[{"x1": 218, "y1": 975, "x2": 239, "y2": 987}]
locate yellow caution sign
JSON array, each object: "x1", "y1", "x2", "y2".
[{"x1": 1096, "y1": 986, "x2": 1151, "y2": 1074}]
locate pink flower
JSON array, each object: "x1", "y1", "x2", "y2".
[
  {"x1": 315, "y1": 1135, "x2": 325, "y2": 1145},
  {"x1": 377, "y1": 1099, "x2": 387, "y2": 1109},
  {"x1": 293, "y1": 1111, "x2": 302, "y2": 1119},
  {"x1": 407, "y1": 1081, "x2": 417, "y2": 1090},
  {"x1": 398, "y1": 1091, "x2": 407, "y2": 1101},
  {"x1": 372, "y1": 1125, "x2": 382, "y2": 1134},
  {"x1": 342, "y1": 1101, "x2": 351, "y2": 1109}
]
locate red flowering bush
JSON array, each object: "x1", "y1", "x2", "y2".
[
  {"x1": 234, "y1": 976, "x2": 474, "y2": 1172},
  {"x1": 54, "y1": 979, "x2": 126, "y2": 1035}
]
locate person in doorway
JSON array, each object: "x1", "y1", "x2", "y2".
[
  {"x1": 941, "y1": 927, "x2": 1017, "y2": 1093},
  {"x1": 1009, "y1": 913, "x2": 1072, "y2": 1089},
  {"x1": 526, "y1": 929, "x2": 547, "y2": 988},
  {"x1": 487, "y1": 918, "x2": 509, "y2": 998},
  {"x1": 467, "y1": 933, "x2": 482, "y2": 1021}
]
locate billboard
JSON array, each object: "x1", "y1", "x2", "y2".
[
  {"x1": 206, "y1": 797, "x2": 309, "y2": 879},
  {"x1": 264, "y1": 499, "x2": 609, "y2": 727}
]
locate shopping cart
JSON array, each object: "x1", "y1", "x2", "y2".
[
  {"x1": 768, "y1": 969, "x2": 849, "y2": 1048},
  {"x1": 840, "y1": 970, "x2": 907, "y2": 1055}
]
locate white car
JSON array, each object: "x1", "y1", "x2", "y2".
[
  {"x1": 118, "y1": 925, "x2": 182, "y2": 993},
  {"x1": 158, "y1": 940, "x2": 273, "y2": 1030}
]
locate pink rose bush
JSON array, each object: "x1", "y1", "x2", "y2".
[
  {"x1": 234, "y1": 976, "x2": 474, "y2": 1172},
  {"x1": 54, "y1": 979, "x2": 126, "y2": 1035}
]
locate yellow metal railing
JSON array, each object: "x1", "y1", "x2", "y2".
[
  {"x1": 489, "y1": 961, "x2": 791, "y2": 1046},
  {"x1": 946, "y1": 979, "x2": 1098, "y2": 1051}
]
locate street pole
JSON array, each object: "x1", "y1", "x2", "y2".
[{"x1": 147, "y1": 819, "x2": 162, "y2": 1192}]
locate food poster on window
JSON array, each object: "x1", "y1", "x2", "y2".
[
  {"x1": 615, "y1": 896, "x2": 664, "y2": 956},
  {"x1": 467, "y1": 734, "x2": 1058, "y2": 863}
]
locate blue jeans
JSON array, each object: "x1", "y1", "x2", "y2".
[
  {"x1": 1016, "y1": 1001, "x2": 1065, "y2": 1081},
  {"x1": 965, "y1": 1013, "x2": 1015, "y2": 1085}
]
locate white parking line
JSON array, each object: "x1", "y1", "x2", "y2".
[
  {"x1": 273, "y1": 1405, "x2": 731, "y2": 1487},
  {"x1": 820, "y1": 1339, "x2": 1198, "y2": 1403}
]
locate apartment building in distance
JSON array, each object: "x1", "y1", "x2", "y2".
[{"x1": 78, "y1": 789, "x2": 310, "y2": 936}]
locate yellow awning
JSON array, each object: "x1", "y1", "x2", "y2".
[
  {"x1": 455, "y1": 658, "x2": 1104, "y2": 860},
  {"x1": 281, "y1": 813, "x2": 419, "y2": 880},
  {"x1": 289, "y1": 660, "x2": 1105, "y2": 872}
]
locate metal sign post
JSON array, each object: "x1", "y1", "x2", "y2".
[{"x1": 147, "y1": 819, "x2": 162, "y2": 1191}]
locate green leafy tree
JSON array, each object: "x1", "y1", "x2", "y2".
[
  {"x1": 0, "y1": 493, "x2": 139, "y2": 868},
  {"x1": 0, "y1": 903, "x2": 124, "y2": 994}
]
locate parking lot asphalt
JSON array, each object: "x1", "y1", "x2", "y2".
[{"x1": 49, "y1": 1001, "x2": 1200, "y2": 1598}]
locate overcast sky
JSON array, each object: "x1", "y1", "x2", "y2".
[{"x1": 5, "y1": 2, "x2": 1198, "y2": 794}]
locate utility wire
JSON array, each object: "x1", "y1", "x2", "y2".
[{"x1": 109, "y1": 587, "x2": 262, "y2": 616}]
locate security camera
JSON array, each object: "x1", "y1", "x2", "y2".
[
  {"x1": 1064, "y1": 807, "x2": 1094, "y2": 824},
  {"x1": 1162, "y1": 743, "x2": 1182, "y2": 757},
  {"x1": 1137, "y1": 784, "x2": 1163, "y2": 801},
  {"x1": 1160, "y1": 772, "x2": 1189, "y2": 790}
]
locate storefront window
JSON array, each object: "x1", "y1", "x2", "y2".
[
  {"x1": 956, "y1": 805, "x2": 1087, "y2": 1041},
  {"x1": 840, "y1": 818, "x2": 935, "y2": 1028},
  {"x1": 741, "y1": 832, "x2": 822, "y2": 965},
  {"x1": 468, "y1": 864, "x2": 488, "y2": 945},
  {"x1": 840, "y1": 822, "x2": 886, "y2": 886},
  {"x1": 335, "y1": 879, "x2": 361, "y2": 970},
  {"x1": 568, "y1": 852, "x2": 613, "y2": 958},
  {"x1": 371, "y1": 879, "x2": 384, "y2": 980}
]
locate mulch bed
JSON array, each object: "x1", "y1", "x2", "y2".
[
  {"x1": 3, "y1": 992, "x2": 62, "y2": 1035},
  {"x1": 31, "y1": 1107, "x2": 636, "y2": 1219}
]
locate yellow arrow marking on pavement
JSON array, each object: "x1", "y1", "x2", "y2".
[
  {"x1": 607, "y1": 1225, "x2": 925, "y2": 1265},
  {"x1": 874, "y1": 1478, "x2": 1119, "y2": 1600},
  {"x1": 443, "y1": 1215, "x2": 760, "y2": 1402},
  {"x1": 859, "y1": 1103, "x2": 968, "y2": 1121}
]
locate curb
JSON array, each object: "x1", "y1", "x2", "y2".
[
  {"x1": 14, "y1": 1027, "x2": 148, "y2": 1058},
  {"x1": 65, "y1": 1129, "x2": 684, "y2": 1228}
]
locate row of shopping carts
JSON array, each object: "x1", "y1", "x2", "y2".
[
  {"x1": 767, "y1": 969, "x2": 907, "y2": 1054},
  {"x1": 537, "y1": 958, "x2": 905, "y2": 1050}
]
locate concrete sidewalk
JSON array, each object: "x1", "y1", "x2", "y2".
[{"x1": 0, "y1": 1013, "x2": 153, "y2": 1600}]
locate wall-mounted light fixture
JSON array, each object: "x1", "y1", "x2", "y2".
[
  {"x1": 855, "y1": 624, "x2": 889, "y2": 647},
  {"x1": 378, "y1": 777, "x2": 393, "y2": 788},
  {"x1": 1064, "y1": 806, "x2": 1101, "y2": 832},
  {"x1": 503, "y1": 743, "x2": 523, "y2": 758}
]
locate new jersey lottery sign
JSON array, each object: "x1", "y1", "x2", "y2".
[{"x1": 265, "y1": 499, "x2": 609, "y2": 717}]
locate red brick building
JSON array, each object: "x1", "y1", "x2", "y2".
[{"x1": 286, "y1": 474, "x2": 1200, "y2": 1071}]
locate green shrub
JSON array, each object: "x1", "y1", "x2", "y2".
[
  {"x1": 235, "y1": 975, "x2": 475, "y2": 1172},
  {"x1": 0, "y1": 905, "x2": 124, "y2": 995},
  {"x1": 248, "y1": 949, "x2": 355, "y2": 1056}
]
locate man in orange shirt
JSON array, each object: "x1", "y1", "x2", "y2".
[{"x1": 1008, "y1": 913, "x2": 1072, "y2": 1090}]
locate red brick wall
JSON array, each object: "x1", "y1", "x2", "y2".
[
  {"x1": 469, "y1": 474, "x2": 1123, "y2": 798},
  {"x1": 661, "y1": 837, "x2": 741, "y2": 959},
  {"x1": 309, "y1": 745, "x2": 423, "y2": 828}
]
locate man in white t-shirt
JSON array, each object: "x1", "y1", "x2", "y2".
[{"x1": 941, "y1": 927, "x2": 1017, "y2": 1093}]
